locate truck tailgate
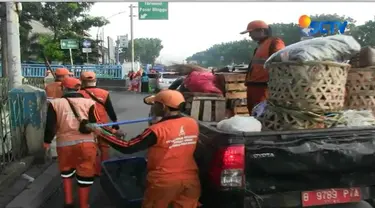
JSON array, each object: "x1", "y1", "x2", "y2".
[{"x1": 244, "y1": 127, "x2": 375, "y2": 194}]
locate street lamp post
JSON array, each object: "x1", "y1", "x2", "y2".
[
  {"x1": 129, "y1": 4, "x2": 136, "y2": 72},
  {"x1": 96, "y1": 10, "x2": 126, "y2": 64}
]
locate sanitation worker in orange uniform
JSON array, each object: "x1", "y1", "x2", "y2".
[
  {"x1": 240, "y1": 20, "x2": 286, "y2": 113},
  {"x1": 79, "y1": 71, "x2": 119, "y2": 175},
  {"x1": 45, "y1": 68, "x2": 71, "y2": 98},
  {"x1": 98, "y1": 90, "x2": 201, "y2": 208},
  {"x1": 44, "y1": 77, "x2": 99, "y2": 208}
]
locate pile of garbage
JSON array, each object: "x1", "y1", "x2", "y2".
[
  {"x1": 169, "y1": 64, "x2": 222, "y2": 94},
  {"x1": 258, "y1": 35, "x2": 362, "y2": 131}
]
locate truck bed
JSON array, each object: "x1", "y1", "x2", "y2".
[{"x1": 195, "y1": 121, "x2": 375, "y2": 207}]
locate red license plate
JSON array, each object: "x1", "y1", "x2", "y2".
[{"x1": 302, "y1": 188, "x2": 361, "y2": 207}]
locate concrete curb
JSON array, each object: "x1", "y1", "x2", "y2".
[
  {"x1": 0, "y1": 156, "x2": 34, "y2": 190},
  {"x1": 6, "y1": 162, "x2": 61, "y2": 208}
]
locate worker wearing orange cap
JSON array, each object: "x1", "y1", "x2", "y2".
[
  {"x1": 45, "y1": 68, "x2": 71, "y2": 98},
  {"x1": 98, "y1": 90, "x2": 201, "y2": 208},
  {"x1": 240, "y1": 20, "x2": 286, "y2": 113},
  {"x1": 44, "y1": 77, "x2": 99, "y2": 208},
  {"x1": 78, "y1": 71, "x2": 119, "y2": 176}
]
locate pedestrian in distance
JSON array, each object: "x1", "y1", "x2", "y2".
[
  {"x1": 141, "y1": 72, "x2": 150, "y2": 93},
  {"x1": 240, "y1": 20, "x2": 286, "y2": 113},
  {"x1": 45, "y1": 68, "x2": 72, "y2": 99},
  {"x1": 97, "y1": 90, "x2": 201, "y2": 208},
  {"x1": 79, "y1": 71, "x2": 119, "y2": 176},
  {"x1": 130, "y1": 71, "x2": 140, "y2": 92},
  {"x1": 44, "y1": 77, "x2": 99, "y2": 208}
]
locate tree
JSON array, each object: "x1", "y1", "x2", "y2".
[
  {"x1": 186, "y1": 39, "x2": 257, "y2": 67},
  {"x1": 269, "y1": 23, "x2": 301, "y2": 45},
  {"x1": 1, "y1": 3, "x2": 43, "y2": 60},
  {"x1": 187, "y1": 13, "x2": 361, "y2": 67},
  {"x1": 28, "y1": 33, "x2": 64, "y2": 62},
  {"x1": 122, "y1": 38, "x2": 163, "y2": 64},
  {"x1": 350, "y1": 18, "x2": 375, "y2": 46},
  {"x1": 22, "y1": 2, "x2": 109, "y2": 63}
]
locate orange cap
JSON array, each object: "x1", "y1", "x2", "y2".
[
  {"x1": 240, "y1": 20, "x2": 269, "y2": 34},
  {"x1": 55, "y1": 68, "x2": 70, "y2": 76},
  {"x1": 145, "y1": 90, "x2": 185, "y2": 109},
  {"x1": 80, "y1": 71, "x2": 96, "y2": 81},
  {"x1": 62, "y1": 77, "x2": 81, "y2": 89}
]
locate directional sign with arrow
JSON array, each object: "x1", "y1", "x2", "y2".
[
  {"x1": 138, "y1": 2, "x2": 168, "y2": 20},
  {"x1": 60, "y1": 39, "x2": 78, "y2": 50}
]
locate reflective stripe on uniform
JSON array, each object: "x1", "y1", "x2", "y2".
[
  {"x1": 61, "y1": 169, "x2": 76, "y2": 178},
  {"x1": 76, "y1": 175, "x2": 95, "y2": 186},
  {"x1": 56, "y1": 138, "x2": 96, "y2": 147},
  {"x1": 76, "y1": 179, "x2": 94, "y2": 185}
]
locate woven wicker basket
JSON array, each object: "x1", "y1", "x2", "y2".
[
  {"x1": 267, "y1": 61, "x2": 350, "y2": 113},
  {"x1": 258, "y1": 105, "x2": 325, "y2": 131},
  {"x1": 345, "y1": 67, "x2": 375, "y2": 115}
]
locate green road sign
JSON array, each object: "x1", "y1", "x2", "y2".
[
  {"x1": 60, "y1": 39, "x2": 79, "y2": 49},
  {"x1": 138, "y1": 2, "x2": 168, "y2": 20}
]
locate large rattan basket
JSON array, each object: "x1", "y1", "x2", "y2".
[
  {"x1": 258, "y1": 103, "x2": 344, "y2": 131},
  {"x1": 258, "y1": 105, "x2": 324, "y2": 131},
  {"x1": 345, "y1": 66, "x2": 375, "y2": 115},
  {"x1": 267, "y1": 61, "x2": 350, "y2": 113}
]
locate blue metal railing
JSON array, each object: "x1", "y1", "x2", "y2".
[{"x1": 0, "y1": 64, "x2": 124, "y2": 79}]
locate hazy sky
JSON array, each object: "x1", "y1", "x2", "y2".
[{"x1": 88, "y1": 2, "x2": 375, "y2": 64}]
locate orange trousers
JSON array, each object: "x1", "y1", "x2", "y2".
[
  {"x1": 142, "y1": 179, "x2": 201, "y2": 208},
  {"x1": 57, "y1": 142, "x2": 97, "y2": 179},
  {"x1": 246, "y1": 85, "x2": 268, "y2": 114},
  {"x1": 57, "y1": 142, "x2": 97, "y2": 208},
  {"x1": 96, "y1": 136, "x2": 110, "y2": 175}
]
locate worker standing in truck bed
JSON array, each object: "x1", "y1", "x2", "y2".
[{"x1": 240, "y1": 20, "x2": 285, "y2": 113}]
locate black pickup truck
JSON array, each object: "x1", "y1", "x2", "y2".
[
  {"x1": 194, "y1": 121, "x2": 375, "y2": 208},
  {"x1": 142, "y1": 78, "x2": 375, "y2": 208}
]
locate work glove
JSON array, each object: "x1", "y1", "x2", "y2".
[
  {"x1": 114, "y1": 129, "x2": 126, "y2": 139},
  {"x1": 112, "y1": 124, "x2": 120, "y2": 130}
]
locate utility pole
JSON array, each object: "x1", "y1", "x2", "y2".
[
  {"x1": 1, "y1": 3, "x2": 8, "y2": 78},
  {"x1": 96, "y1": 33, "x2": 100, "y2": 64},
  {"x1": 129, "y1": 4, "x2": 136, "y2": 71},
  {"x1": 115, "y1": 37, "x2": 120, "y2": 65},
  {"x1": 100, "y1": 29, "x2": 105, "y2": 64},
  {"x1": 6, "y1": 2, "x2": 22, "y2": 88}
]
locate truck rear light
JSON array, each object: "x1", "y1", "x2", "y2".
[{"x1": 209, "y1": 145, "x2": 245, "y2": 189}]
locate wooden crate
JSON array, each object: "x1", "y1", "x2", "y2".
[
  {"x1": 215, "y1": 72, "x2": 249, "y2": 115},
  {"x1": 346, "y1": 67, "x2": 375, "y2": 115},
  {"x1": 183, "y1": 92, "x2": 226, "y2": 122},
  {"x1": 350, "y1": 53, "x2": 360, "y2": 68}
]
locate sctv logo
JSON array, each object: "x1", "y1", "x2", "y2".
[{"x1": 299, "y1": 15, "x2": 348, "y2": 36}]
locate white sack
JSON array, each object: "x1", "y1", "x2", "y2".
[
  {"x1": 217, "y1": 115, "x2": 262, "y2": 132},
  {"x1": 265, "y1": 35, "x2": 361, "y2": 67}
]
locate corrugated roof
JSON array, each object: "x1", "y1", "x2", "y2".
[{"x1": 29, "y1": 20, "x2": 53, "y2": 36}]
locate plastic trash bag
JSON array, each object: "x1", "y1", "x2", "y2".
[
  {"x1": 337, "y1": 110, "x2": 375, "y2": 127},
  {"x1": 252, "y1": 101, "x2": 267, "y2": 118},
  {"x1": 217, "y1": 115, "x2": 262, "y2": 132},
  {"x1": 265, "y1": 35, "x2": 361, "y2": 67},
  {"x1": 183, "y1": 71, "x2": 222, "y2": 94}
]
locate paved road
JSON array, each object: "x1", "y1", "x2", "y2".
[{"x1": 41, "y1": 92, "x2": 150, "y2": 208}]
